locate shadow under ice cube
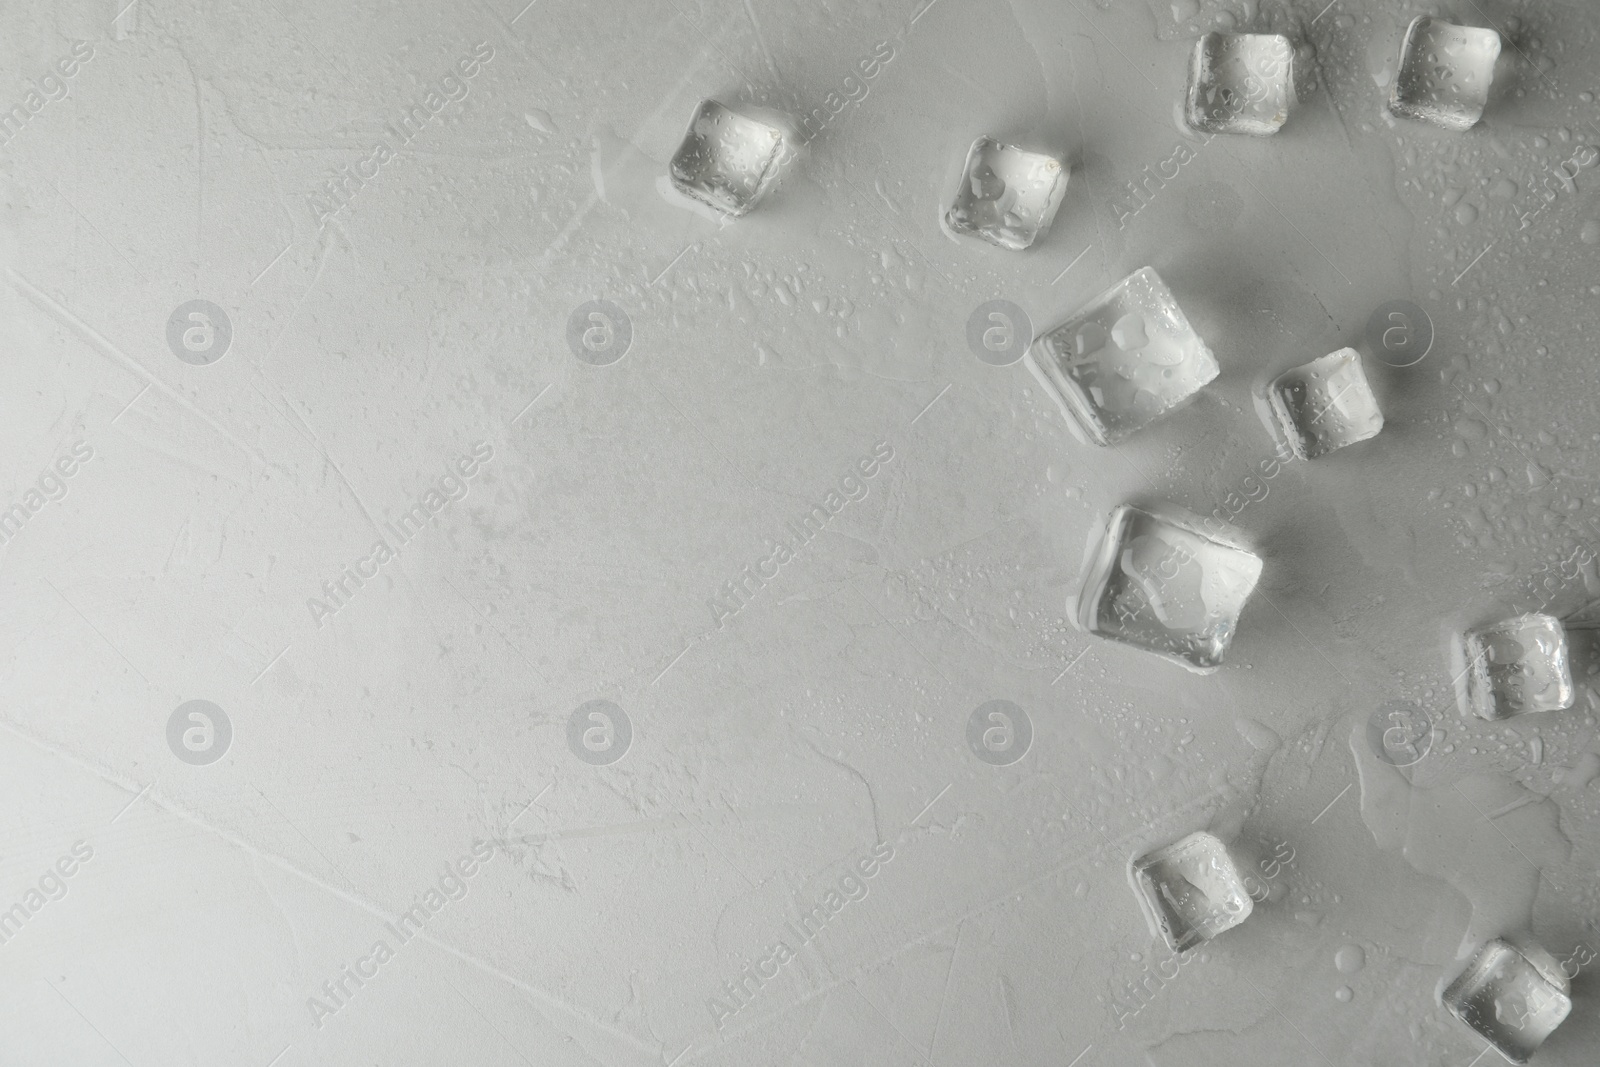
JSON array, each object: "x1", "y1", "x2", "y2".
[
  {"x1": 1185, "y1": 32, "x2": 1296, "y2": 136},
  {"x1": 1131, "y1": 831, "x2": 1253, "y2": 953},
  {"x1": 669, "y1": 100, "x2": 787, "y2": 216},
  {"x1": 943, "y1": 136, "x2": 1068, "y2": 251},
  {"x1": 1443, "y1": 939, "x2": 1571, "y2": 1065},
  {"x1": 1026, "y1": 267, "x2": 1219, "y2": 445},
  {"x1": 1266, "y1": 347, "x2": 1383, "y2": 459},
  {"x1": 1389, "y1": 17, "x2": 1502, "y2": 131},
  {"x1": 1077, "y1": 503, "x2": 1262, "y2": 672},
  {"x1": 1459, "y1": 614, "x2": 1574, "y2": 720}
]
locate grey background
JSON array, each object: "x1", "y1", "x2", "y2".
[{"x1": 3, "y1": 0, "x2": 1599, "y2": 1064}]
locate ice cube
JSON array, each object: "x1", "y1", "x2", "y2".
[
  {"x1": 1389, "y1": 17, "x2": 1502, "y2": 131},
  {"x1": 1027, "y1": 267, "x2": 1219, "y2": 445},
  {"x1": 943, "y1": 136, "x2": 1068, "y2": 251},
  {"x1": 1265, "y1": 348, "x2": 1384, "y2": 459},
  {"x1": 1459, "y1": 614, "x2": 1574, "y2": 720},
  {"x1": 1077, "y1": 503, "x2": 1263, "y2": 672},
  {"x1": 1443, "y1": 939, "x2": 1571, "y2": 1065},
  {"x1": 668, "y1": 100, "x2": 787, "y2": 217},
  {"x1": 1131, "y1": 831, "x2": 1254, "y2": 953},
  {"x1": 1185, "y1": 32, "x2": 1296, "y2": 136}
]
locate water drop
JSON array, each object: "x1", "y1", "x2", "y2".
[{"x1": 1335, "y1": 944, "x2": 1366, "y2": 973}]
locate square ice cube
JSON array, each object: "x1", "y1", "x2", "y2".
[
  {"x1": 1389, "y1": 17, "x2": 1502, "y2": 131},
  {"x1": 669, "y1": 100, "x2": 786, "y2": 217},
  {"x1": 1266, "y1": 348, "x2": 1384, "y2": 459},
  {"x1": 1077, "y1": 503, "x2": 1263, "y2": 672},
  {"x1": 943, "y1": 136, "x2": 1068, "y2": 251},
  {"x1": 1459, "y1": 614, "x2": 1574, "y2": 720},
  {"x1": 1027, "y1": 267, "x2": 1219, "y2": 446},
  {"x1": 1443, "y1": 939, "x2": 1571, "y2": 1065},
  {"x1": 1185, "y1": 32, "x2": 1296, "y2": 136},
  {"x1": 1131, "y1": 831, "x2": 1254, "y2": 953}
]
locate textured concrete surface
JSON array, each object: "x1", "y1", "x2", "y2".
[{"x1": 3, "y1": 1, "x2": 1599, "y2": 1064}]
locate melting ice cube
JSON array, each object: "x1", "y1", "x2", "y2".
[
  {"x1": 1443, "y1": 939, "x2": 1571, "y2": 1065},
  {"x1": 1389, "y1": 17, "x2": 1502, "y2": 131},
  {"x1": 1076, "y1": 503, "x2": 1263, "y2": 672},
  {"x1": 1185, "y1": 32, "x2": 1296, "y2": 136},
  {"x1": 1265, "y1": 347, "x2": 1384, "y2": 459},
  {"x1": 669, "y1": 100, "x2": 787, "y2": 216},
  {"x1": 1459, "y1": 614, "x2": 1574, "y2": 720},
  {"x1": 1026, "y1": 267, "x2": 1219, "y2": 445},
  {"x1": 1131, "y1": 831, "x2": 1253, "y2": 953},
  {"x1": 943, "y1": 136, "x2": 1068, "y2": 251}
]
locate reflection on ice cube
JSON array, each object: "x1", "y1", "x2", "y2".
[
  {"x1": 1459, "y1": 614, "x2": 1574, "y2": 720},
  {"x1": 668, "y1": 100, "x2": 788, "y2": 217},
  {"x1": 1265, "y1": 348, "x2": 1384, "y2": 459},
  {"x1": 944, "y1": 136, "x2": 1068, "y2": 251},
  {"x1": 1443, "y1": 939, "x2": 1571, "y2": 1065},
  {"x1": 1131, "y1": 831, "x2": 1253, "y2": 953},
  {"x1": 1076, "y1": 503, "x2": 1263, "y2": 672},
  {"x1": 1185, "y1": 32, "x2": 1296, "y2": 136},
  {"x1": 1389, "y1": 17, "x2": 1502, "y2": 131},
  {"x1": 1026, "y1": 267, "x2": 1219, "y2": 445}
]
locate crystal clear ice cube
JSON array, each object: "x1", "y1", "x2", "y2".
[
  {"x1": 1131, "y1": 831, "x2": 1254, "y2": 953},
  {"x1": 1077, "y1": 503, "x2": 1263, "y2": 672},
  {"x1": 1389, "y1": 17, "x2": 1502, "y2": 131},
  {"x1": 669, "y1": 100, "x2": 787, "y2": 216},
  {"x1": 1027, "y1": 267, "x2": 1219, "y2": 445},
  {"x1": 1266, "y1": 348, "x2": 1384, "y2": 459},
  {"x1": 944, "y1": 136, "x2": 1068, "y2": 251},
  {"x1": 1443, "y1": 939, "x2": 1571, "y2": 1065},
  {"x1": 1460, "y1": 614, "x2": 1574, "y2": 720},
  {"x1": 1185, "y1": 32, "x2": 1296, "y2": 136}
]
